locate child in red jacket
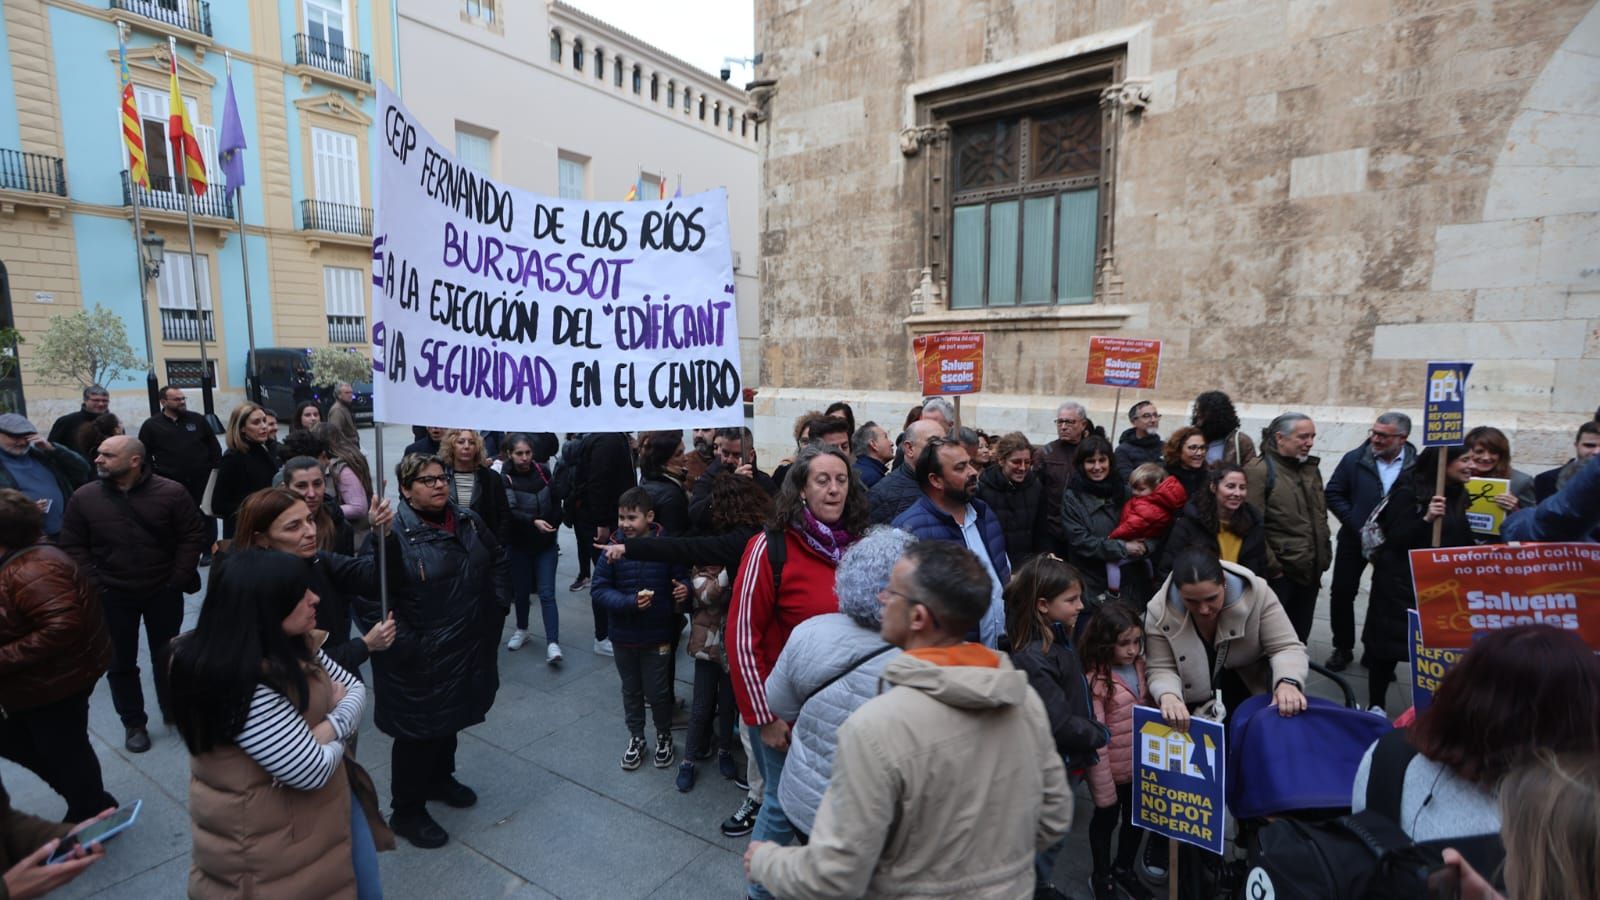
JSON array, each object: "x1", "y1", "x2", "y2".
[{"x1": 1106, "y1": 465, "x2": 1186, "y2": 594}]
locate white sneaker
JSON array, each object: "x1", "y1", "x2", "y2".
[
  {"x1": 506, "y1": 629, "x2": 527, "y2": 651},
  {"x1": 593, "y1": 638, "x2": 614, "y2": 657},
  {"x1": 1368, "y1": 704, "x2": 1389, "y2": 718},
  {"x1": 546, "y1": 642, "x2": 563, "y2": 664}
]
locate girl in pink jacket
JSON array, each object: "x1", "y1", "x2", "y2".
[{"x1": 1080, "y1": 603, "x2": 1155, "y2": 900}]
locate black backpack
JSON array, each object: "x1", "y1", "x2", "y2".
[{"x1": 1243, "y1": 729, "x2": 1504, "y2": 900}]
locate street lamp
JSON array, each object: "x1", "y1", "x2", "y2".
[{"x1": 141, "y1": 230, "x2": 164, "y2": 280}]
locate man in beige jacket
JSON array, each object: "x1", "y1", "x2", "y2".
[{"x1": 745, "y1": 542, "x2": 1072, "y2": 899}]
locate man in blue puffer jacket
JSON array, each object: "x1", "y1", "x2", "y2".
[
  {"x1": 892, "y1": 439, "x2": 1012, "y2": 647},
  {"x1": 591, "y1": 487, "x2": 691, "y2": 773}
]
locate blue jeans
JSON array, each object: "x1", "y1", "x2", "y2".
[
  {"x1": 350, "y1": 789, "x2": 382, "y2": 899},
  {"x1": 746, "y1": 724, "x2": 795, "y2": 900},
  {"x1": 510, "y1": 543, "x2": 560, "y2": 641}
]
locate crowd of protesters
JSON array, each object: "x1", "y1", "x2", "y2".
[{"x1": 0, "y1": 383, "x2": 1597, "y2": 899}]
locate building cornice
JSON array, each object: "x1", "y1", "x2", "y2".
[{"x1": 547, "y1": 0, "x2": 748, "y2": 106}]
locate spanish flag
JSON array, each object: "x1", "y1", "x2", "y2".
[
  {"x1": 167, "y1": 39, "x2": 207, "y2": 195},
  {"x1": 118, "y1": 31, "x2": 148, "y2": 189}
]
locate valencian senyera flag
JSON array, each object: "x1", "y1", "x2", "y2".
[
  {"x1": 217, "y1": 69, "x2": 247, "y2": 194},
  {"x1": 118, "y1": 34, "x2": 148, "y2": 188},
  {"x1": 167, "y1": 41, "x2": 208, "y2": 194}
]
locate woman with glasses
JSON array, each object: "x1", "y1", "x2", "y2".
[
  {"x1": 728, "y1": 445, "x2": 870, "y2": 900},
  {"x1": 1163, "y1": 426, "x2": 1211, "y2": 500},
  {"x1": 354, "y1": 454, "x2": 510, "y2": 851},
  {"x1": 975, "y1": 432, "x2": 1051, "y2": 567}
]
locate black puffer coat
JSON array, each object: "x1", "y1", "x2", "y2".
[
  {"x1": 356, "y1": 501, "x2": 510, "y2": 740},
  {"x1": 1363, "y1": 479, "x2": 1473, "y2": 663},
  {"x1": 504, "y1": 461, "x2": 561, "y2": 552},
  {"x1": 1007, "y1": 623, "x2": 1109, "y2": 771},
  {"x1": 639, "y1": 472, "x2": 690, "y2": 537},
  {"x1": 975, "y1": 464, "x2": 1050, "y2": 565},
  {"x1": 1156, "y1": 499, "x2": 1273, "y2": 584}
]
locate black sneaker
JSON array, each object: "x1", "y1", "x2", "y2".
[
  {"x1": 621, "y1": 735, "x2": 646, "y2": 771},
  {"x1": 675, "y1": 761, "x2": 696, "y2": 793},
  {"x1": 1325, "y1": 647, "x2": 1354, "y2": 672},
  {"x1": 1112, "y1": 866, "x2": 1156, "y2": 900},
  {"x1": 1086, "y1": 874, "x2": 1117, "y2": 900},
  {"x1": 653, "y1": 733, "x2": 676, "y2": 768},
  {"x1": 390, "y1": 809, "x2": 448, "y2": 849},
  {"x1": 568, "y1": 576, "x2": 590, "y2": 591},
  {"x1": 718, "y1": 750, "x2": 739, "y2": 781},
  {"x1": 720, "y1": 797, "x2": 760, "y2": 837},
  {"x1": 426, "y1": 776, "x2": 477, "y2": 809}
]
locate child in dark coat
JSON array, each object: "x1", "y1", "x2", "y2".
[{"x1": 591, "y1": 487, "x2": 691, "y2": 772}]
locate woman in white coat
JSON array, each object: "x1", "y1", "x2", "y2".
[{"x1": 762, "y1": 527, "x2": 914, "y2": 838}]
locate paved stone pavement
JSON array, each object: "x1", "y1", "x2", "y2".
[{"x1": 1, "y1": 425, "x2": 1391, "y2": 899}]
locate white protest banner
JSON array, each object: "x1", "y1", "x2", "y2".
[{"x1": 371, "y1": 84, "x2": 743, "y2": 431}]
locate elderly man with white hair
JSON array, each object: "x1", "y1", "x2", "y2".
[
  {"x1": 1035, "y1": 400, "x2": 1090, "y2": 547},
  {"x1": 762, "y1": 527, "x2": 915, "y2": 838}
]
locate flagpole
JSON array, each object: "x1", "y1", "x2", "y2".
[
  {"x1": 169, "y1": 37, "x2": 219, "y2": 430},
  {"x1": 224, "y1": 51, "x2": 259, "y2": 404},
  {"x1": 121, "y1": 23, "x2": 160, "y2": 418}
]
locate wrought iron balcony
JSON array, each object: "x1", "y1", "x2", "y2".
[
  {"x1": 110, "y1": 0, "x2": 212, "y2": 38},
  {"x1": 160, "y1": 308, "x2": 214, "y2": 343},
  {"x1": 0, "y1": 149, "x2": 66, "y2": 196},
  {"x1": 327, "y1": 315, "x2": 366, "y2": 344},
  {"x1": 294, "y1": 34, "x2": 372, "y2": 84},
  {"x1": 299, "y1": 199, "x2": 372, "y2": 236},
  {"x1": 122, "y1": 171, "x2": 235, "y2": 219}
]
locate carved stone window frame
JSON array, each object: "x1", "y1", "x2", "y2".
[{"x1": 900, "y1": 24, "x2": 1153, "y2": 333}]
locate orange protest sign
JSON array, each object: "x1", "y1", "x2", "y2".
[
  {"x1": 912, "y1": 331, "x2": 984, "y2": 395},
  {"x1": 1410, "y1": 543, "x2": 1600, "y2": 650},
  {"x1": 1086, "y1": 337, "x2": 1162, "y2": 389}
]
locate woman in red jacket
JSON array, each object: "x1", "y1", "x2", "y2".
[{"x1": 727, "y1": 444, "x2": 869, "y2": 900}]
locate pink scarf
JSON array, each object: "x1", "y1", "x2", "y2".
[{"x1": 797, "y1": 507, "x2": 856, "y2": 563}]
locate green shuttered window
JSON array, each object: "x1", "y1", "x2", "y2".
[{"x1": 948, "y1": 101, "x2": 1102, "y2": 308}]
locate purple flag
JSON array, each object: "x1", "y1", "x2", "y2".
[{"x1": 218, "y1": 71, "x2": 247, "y2": 193}]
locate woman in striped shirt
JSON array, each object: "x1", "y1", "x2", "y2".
[{"x1": 169, "y1": 550, "x2": 380, "y2": 900}]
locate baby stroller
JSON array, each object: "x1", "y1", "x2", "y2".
[{"x1": 1223, "y1": 689, "x2": 1394, "y2": 898}]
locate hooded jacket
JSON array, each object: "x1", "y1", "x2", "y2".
[
  {"x1": 749, "y1": 652, "x2": 1073, "y2": 899},
  {"x1": 1144, "y1": 560, "x2": 1308, "y2": 708},
  {"x1": 1085, "y1": 659, "x2": 1149, "y2": 808},
  {"x1": 1114, "y1": 428, "x2": 1164, "y2": 484},
  {"x1": 766, "y1": 612, "x2": 900, "y2": 837},
  {"x1": 1109, "y1": 475, "x2": 1187, "y2": 541},
  {"x1": 355, "y1": 500, "x2": 509, "y2": 740},
  {"x1": 975, "y1": 464, "x2": 1050, "y2": 565},
  {"x1": 1245, "y1": 447, "x2": 1332, "y2": 585},
  {"x1": 591, "y1": 523, "x2": 689, "y2": 645}
]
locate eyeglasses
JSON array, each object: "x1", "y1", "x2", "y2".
[
  {"x1": 878, "y1": 586, "x2": 944, "y2": 629},
  {"x1": 410, "y1": 474, "x2": 448, "y2": 487},
  {"x1": 1136, "y1": 411, "x2": 1161, "y2": 420}
]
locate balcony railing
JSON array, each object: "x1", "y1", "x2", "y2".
[
  {"x1": 160, "y1": 308, "x2": 214, "y2": 343},
  {"x1": 110, "y1": 0, "x2": 212, "y2": 38},
  {"x1": 0, "y1": 149, "x2": 66, "y2": 196},
  {"x1": 123, "y1": 171, "x2": 235, "y2": 219},
  {"x1": 294, "y1": 34, "x2": 372, "y2": 84},
  {"x1": 300, "y1": 199, "x2": 372, "y2": 236},
  {"x1": 327, "y1": 315, "x2": 366, "y2": 344}
]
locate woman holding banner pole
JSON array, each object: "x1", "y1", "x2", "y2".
[
  {"x1": 356, "y1": 454, "x2": 510, "y2": 850},
  {"x1": 1362, "y1": 444, "x2": 1475, "y2": 715}
]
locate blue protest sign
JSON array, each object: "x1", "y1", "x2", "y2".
[
  {"x1": 1422, "y1": 361, "x2": 1472, "y2": 447},
  {"x1": 1408, "y1": 609, "x2": 1464, "y2": 714},
  {"x1": 1132, "y1": 705, "x2": 1226, "y2": 855}
]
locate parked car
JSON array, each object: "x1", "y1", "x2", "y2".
[{"x1": 249, "y1": 347, "x2": 373, "y2": 426}]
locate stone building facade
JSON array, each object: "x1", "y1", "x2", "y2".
[{"x1": 751, "y1": 0, "x2": 1598, "y2": 466}]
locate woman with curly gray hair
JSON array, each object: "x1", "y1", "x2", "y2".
[{"x1": 762, "y1": 526, "x2": 914, "y2": 838}]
